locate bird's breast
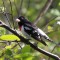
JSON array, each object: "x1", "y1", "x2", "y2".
[
  {"x1": 19, "y1": 25, "x2": 22, "y2": 31},
  {"x1": 20, "y1": 26, "x2": 31, "y2": 39}
]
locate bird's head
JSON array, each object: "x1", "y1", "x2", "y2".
[
  {"x1": 16, "y1": 16, "x2": 31, "y2": 26},
  {"x1": 16, "y1": 16, "x2": 26, "y2": 23}
]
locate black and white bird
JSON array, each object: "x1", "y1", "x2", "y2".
[{"x1": 16, "y1": 16, "x2": 55, "y2": 46}]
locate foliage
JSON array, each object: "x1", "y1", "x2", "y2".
[
  {"x1": 0, "y1": 0, "x2": 60, "y2": 60},
  {"x1": 0, "y1": 34, "x2": 20, "y2": 41}
]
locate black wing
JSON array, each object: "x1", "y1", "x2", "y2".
[{"x1": 24, "y1": 23, "x2": 47, "y2": 46}]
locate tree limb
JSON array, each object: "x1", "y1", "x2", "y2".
[
  {"x1": 33, "y1": 0, "x2": 53, "y2": 25},
  {"x1": 0, "y1": 20, "x2": 60, "y2": 60}
]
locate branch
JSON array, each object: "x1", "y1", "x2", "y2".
[
  {"x1": 0, "y1": 12, "x2": 12, "y2": 15},
  {"x1": 0, "y1": 40, "x2": 20, "y2": 43},
  {"x1": 48, "y1": 45, "x2": 57, "y2": 60},
  {"x1": 14, "y1": 0, "x2": 19, "y2": 17},
  {"x1": 43, "y1": 16, "x2": 57, "y2": 31},
  {"x1": 27, "y1": 0, "x2": 30, "y2": 9},
  {"x1": 19, "y1": 0, "x2": 24, "y2": 16},
  {"x1": 0, "y1": 20, "x2": 60, "y2": 60},
  {"x1": 9, "y1": 0, "x2": 15, "y2": 29},
  {"x1": 33, "y1": 0, "x2": 53, "y2": 25},
  {"x1": 2, "y1": 0, "x2": 12, "y2": 27}
]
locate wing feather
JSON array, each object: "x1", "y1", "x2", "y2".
[{"x1": 24, "y1": 24, "x2": 47, "y2": 46}]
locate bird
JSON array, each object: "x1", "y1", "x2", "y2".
[{"x1": 16, "y1": 16, "x2": 55, "y2": 46}]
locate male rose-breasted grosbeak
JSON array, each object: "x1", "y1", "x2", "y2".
[{"x1": 16, "y1": 16, "x2": 54, "y2": 46}]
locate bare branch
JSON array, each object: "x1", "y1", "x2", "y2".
[
  {"x1": 16, "y1": 41, "x2": 22, "y2": 49},
  {"x1": 0, "y1": 12, "x2": 12, "y2": 15},
  {"x1": 0, "y1": 20, "x2": 60, "y2": 60},
  {"x1": 43, "y1": 16, "x2": 57, "y2": 31},
  {"x1": 19, "y1": 0, "x2": 24, "y2": 16},
  {"x1": 27, "y1": 0, "x2": 30, "y2": 9},
  {"x1": 14, "y1": 0, "x2": 19, "y2": 17},
  {"x1": 48, "y1": 45, "x2": 57, "y2": 60},
  {"x1": 33, "y1": 0, "x2": 53, "y2": 25},
  {"x1": 2, "y1": 0, "x2": 11, "y2": 27},
  {"x1": 9, "y1": 0, "x2": 15, "y2": 29}
]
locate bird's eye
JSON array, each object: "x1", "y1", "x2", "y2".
[
  {"x1": 21, "y1": 17, "x2": 23, "y2": 19},
  {"x1": 21, "y1": 17, "x2": 24, "y2": 19}
]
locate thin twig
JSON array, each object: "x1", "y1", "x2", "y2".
[
  {"x1": 33, "y1": 0, "x2": 53, "y2": 25},
  {"x1": 0, "y1": 12, "x2": 12, "y2": 15},
  {"x1": 11, "y1": 44, "x2": 18, "y2": 49},
  {"x1": 0, "y1": 40, "x2": 20, "y2": 43},
  {"x1": 14, "y1": 0, "x2": 19, "y2": 17},
  {"x1": 9, "y1": 0, "x2": 15, "y2": 29},
  {"x1": 2, "y1": 0, "x2": 11, "y2": 27},
  {"x1": 0, "y1": 41, "x2": 7, "y2": 43},
  {"x1": 48, "y1": 45, "x2": 57, "y2": 60},
  {"x1": 27, "y1": 0, "x2": 30, "y2": 9},
  {"x1": 16, "y1": 41, "x2": 22, "y2": 49},
  {"x1": 24, "y1": 0, "x2": 30, "y2": 16},
  {"x1": 19, "y1": 0, "x2": 24, "y2": 16},
  {"x1": 0, "y1": 20, "x2": 60, "y2": 60},
  {"x1": 43, "y1": 16, "x2": 57, "y2": 31},
  {"x1": 0, "y1": 52, "x2": 4, "y2": 58},
  {"x1": 0, "y1": 40, "x2": 22, "y2": 49}
]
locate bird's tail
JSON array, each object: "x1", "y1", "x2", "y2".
[
  {"x1": 47, "y1": 38, "x2": 58, "y2": 45},
  {"x1": 46, "y1": 38, "x2": 60, "y2": 46},
  {"x1": 43, "y1": 36, "x2": 58, "y2": 45}
]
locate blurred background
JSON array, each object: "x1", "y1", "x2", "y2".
[{"x1": 0, "y1": 0, "x2": 60, "y2": 60}]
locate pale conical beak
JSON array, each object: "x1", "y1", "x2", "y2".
[{"x1": 16, "y1": 19, "x2": 20, "y2": 22}]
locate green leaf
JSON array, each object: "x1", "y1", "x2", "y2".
[
  {"x1": 5, "y1": 49, "x2": 12, "y2": 56},
  {"x1": 48, "y1": 26, "x2": 53, "y2": 32},
  {"x1": 0, "y1": 34, "x2": 20, "y2": 41},
  {"x1": 0, "y1": 27, "x2": 6, "y2": 35},
  {"x1": 21, "y1": 45, "x2": 31, "y2": 53},
  {"x1": 14, "y1": 54, "x2": 21, "y2": 60},
  {"x1": 0, "y1": 57, "x2": 4, "y2": 60},
  {"x1": 5, "y1": 45, "x2": 12, "y2": 49},
  {"x1": 26, "y1": 56, "x2": 34, "y2": 60}
]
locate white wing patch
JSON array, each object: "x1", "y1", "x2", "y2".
[
  {"x1": 32, "y1": 30, "x2": 41, "y2": 39},
  {"x1": 21, "y1": 26, "x2": 31, "y2": 39},
  {"x1": 24, "y1": 26, "x2": 31, "y2": 30},
  {"x1": 37, "y1": 28, "x2": 49, "y2": 39}
]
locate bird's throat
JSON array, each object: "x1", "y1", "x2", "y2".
[{"x1": 19, "y1": 26, "x2": 22, "y2": 31}]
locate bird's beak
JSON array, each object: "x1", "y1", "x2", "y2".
[{"x1": 16, "y1": 19, "x2": 20, "y2": 22}]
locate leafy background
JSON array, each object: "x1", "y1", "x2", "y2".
[{"x1": 0, "y1": 0, "x2": 60, "y2": 60}]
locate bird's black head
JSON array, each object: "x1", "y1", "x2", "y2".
[
  {"x1": 16, "y1": 16, "x2": 31, "y2": 26},
  {"x1": 16, "y1": 16, "x2": 26, "y2": 26},
  {"x1": 16, "y1": 16, "x2": 28, "y2": 23}
]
